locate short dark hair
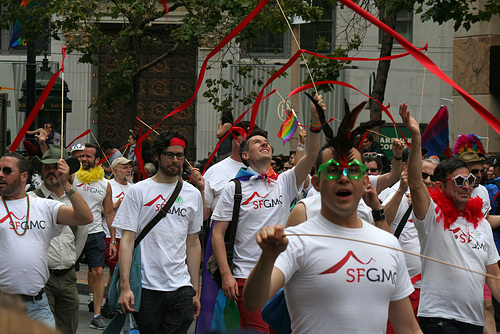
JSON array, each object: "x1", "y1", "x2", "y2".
[
  {"x1": 315, "y1": 143, "x2": 362, "y2": 173},
  {"x1": 2, "y1": 152, "x2": 29, "y2": 172},
  {"x1": 364, "y1": 156, "x2": 382, "y2": 170},
  {"x1": 84, "y1": 143, "x2": 104, "y2": 159},
  {"x1": 152, "y1": 130, "x2": 188, "y2": 158},
  {"x1": 434, "y1": 158, "x2": 467, "y2": 182},
  {"x1": 239, "y1": 129, "x2": 268, "y2": 167},
  {"x1": 101, "y1": 141, "x2": 115, "y2": 150}
]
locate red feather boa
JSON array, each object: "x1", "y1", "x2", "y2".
[{"x1": 428, "y1": 188, "x2": 483, "y2": 230}]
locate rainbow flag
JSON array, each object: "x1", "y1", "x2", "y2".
[
  {"x1": 277, "y1": 109, "x2": 299, "y2": 145},
  {"x1": 9, "y1": 0, "x2": 31, "y2": 49},
  {"x1": 421, "y1": 106, "x2": 452, "y2": 158}
]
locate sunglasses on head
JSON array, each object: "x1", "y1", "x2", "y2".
[
  {"x1": 317, "y1": 159, "x2": 367, "y2": 180},
  {"x1": 0, "y1": 166, "x2": 19, "y2": 175},
  {"x1": 443, "y1": 173, "x2": 477, "y2": 187},
  {"x1": 422, "y1": 172, "x2": 435, "y2": 182},
  {"x1": 363, "y1": 152, "x2": 382, "y2": 159}
]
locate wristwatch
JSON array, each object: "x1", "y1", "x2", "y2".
[
  {"x1": 110, "y1": 240, "x2": 118, "y2": 246},
  {"x1": 65, "y1": 186, "x2": 76, "y2": 197}
]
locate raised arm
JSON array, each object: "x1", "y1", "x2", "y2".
[
  {"x1": 399, "y1": 103, "x2": 430, "y2": 220},
  {"x1": 384, "y1": 170, "x2": 408, "y2": 226},
  {"x1": 375, "y1": 139, "x2": 404, "y2": 193},
  {"x1": 56, "y1": 158, "x2": 93, "y2": 226},
  {"x1": 294, "y1": 95, "x2": 323, "y2": 189},
  {"x1": 243, "y1": 224, "x2": 287, "y2": 312}
]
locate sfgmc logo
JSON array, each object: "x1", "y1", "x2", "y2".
[
  {"x1": 242, "y1": 192, "x2": 283, "y2": 209},
  {"x1": 145, "y1": 195, "x2": 169, "y2": 212},
  {"x1": 449, "y1": 227, "x2": 471, "y2": 243},
  {"x1": 320, "y1": 251, "x2": 397, "y2": 284}
]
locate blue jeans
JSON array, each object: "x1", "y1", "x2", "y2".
[
  {"x1": 420, "y1": 317, "x2": 483, "y2": 334},
  {"x1": 135, "y1": 286, "x2": 196, "y2": 334},
  {"x1": 25, "y1": 292, "x2": 56, "y2": 329}
]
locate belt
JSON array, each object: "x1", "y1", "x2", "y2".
[
  {"x1": 19, "y1": 289, "x2": 44, "y2": 303},
  {"x1": 49, "y1": 265, "x2": 74, "y2": 277}
]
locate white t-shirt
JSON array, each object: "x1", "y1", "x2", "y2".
[
  {"x1": 414, "y1": 199, "x2": 500, "y2": 326},
  {"x1": 74, "y1": 177, "x2": 108, "y2": 234},
  {"x1": 472, "y1": 184, "x2": 491, "y2": 216},
  {"x1": 300, "y1": 194, "x2": 373, "y2": 225},
  {"x1": 113, "y1": 178, "x2": 202, "y2": 291},
  {"x1": 382, "y1": 191, "x2": 421, "y2": 288},
  {"x1": 0, "y1": 195, "x2": 64, "y2": 295},
  {"x1": 275, "y1": 215, "x2": 413, "y2": 334},
  {"x1": 204, "y1": 157, "x2": 245, "y2": 211},
  {"x1": 103, "y1": 178, "x2": 132, "y2": 239},
  {"x1": 212, "y1": 168, "x2": 299, "y2": 278}
]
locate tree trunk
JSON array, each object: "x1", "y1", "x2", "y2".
[{"x1": 370, "y1": 10, "x2": 397, "y2": 140}]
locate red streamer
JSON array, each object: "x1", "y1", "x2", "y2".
[
  {"x1": 9, "y1": 68, "x2": 63, "y2": 152},
  {"x1": 337, "y1": 0, "x2": 500, "y2": 135},
  {"x1": 65, "y1": 129, "x2": 91, "y2": 149},
  {"x1": 62, "y1": 46, "x2": 66, "y2": 72}
]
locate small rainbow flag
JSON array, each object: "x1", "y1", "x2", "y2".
[{"x1": 277, "y1": 109, "x2": 299, "y2": 145}]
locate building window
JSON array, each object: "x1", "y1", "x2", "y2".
[
  {"x1": 243, "y1": 0, "x2": 334, "y2": 57},
  {"x1": 379, "y1": 11, "x2": 413, "y2": 44},
  {"x1": 300, "y1": 0, "x2": 334, "y2": 53}
]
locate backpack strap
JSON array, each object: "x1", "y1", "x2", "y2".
[
  {"x1": 226, "y1": 179, "x2": 242, "y2": 260},
  {"x1": 394, "y1": 204, "x2": 413, "y2": 239}
]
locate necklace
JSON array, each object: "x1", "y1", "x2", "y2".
[{"x1": 1, "y1": 194, "x2": 30, "y2": 236}]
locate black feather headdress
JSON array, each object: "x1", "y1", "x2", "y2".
[{"x1": 305, "y1": 93, "x2": 384, "y2": 165}]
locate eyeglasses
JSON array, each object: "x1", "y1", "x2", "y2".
[
  {"x1": 363, "y1": 152, "x2": 383, "y2": 159},
  {"x1": 0, "y1": 166, "x2": 19, "y2": 175},
  {"x1": 443, "y1": 173, "x2": 477, "y2": 187},
  {"x1": 317, "y1": 159, "x2": 367, "y2": 180},
  {"x1": 162, "y1": 152, "x2": 185, "y2": 160},
  {"x1": 367, "y1": 168, "x2": 380, "y2": 173},
  {"x1": 422, "y1": 172, "x2": 435, "y2": 182},
  {"x1": 470, "y1": 168, "x2": 485, "y2": 175}
]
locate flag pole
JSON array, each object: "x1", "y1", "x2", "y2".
[{"x1": 60, "y1": 47, "x2": 66, "y2": 158}]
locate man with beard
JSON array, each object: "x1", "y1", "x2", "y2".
[
  {"x1": 114, "y1": 131, "x2": 204, "y2": 333},
  {"x1": 401, "y1": 103, "x2": 500, "y2": 332},
  {"x1": 30, "y1": 145, "x2": 89, "y2": 334},
  {"x1": 0, "y1": 151, "x2": 93, "y2": 328},
  {"x1": 74, "y1": 143, "x2": 117, "y2": 329},
  {"x1": 101, "y1": 157, "x2": 133, "y2": 318}
]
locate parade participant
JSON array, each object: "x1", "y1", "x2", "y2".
[
  {"x1": 243, "y1": 101, "x2": 420, "y2": 333},
  {"x1": 114, "y1": 131, "x2": 204, "y2": 333},
  {"x1": 74, "y1": 143, "x2": 117, "y2": 329},
  {"x1": 401, "y1": 103, "x2": 500, "y2": 332},
  {"x1": 211, "y1": 94, "x2": 323, "y2": 332},
  {"x1": 30, "y1": 145, "x2": 89, "y2": 334},
  {"x1": 102, "y1": 141, "x2": 123, "y2": 175},
  {"x1": 0, "y1": 151, "x2": 93, "y2": 328},
  {"x1": 101, "y1": 157, "x2": 133, "y2": 318},
  {"x1": 69, "y1": 143, "x2": 85, "y2": 160}
]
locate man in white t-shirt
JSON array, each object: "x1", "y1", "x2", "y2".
[
  {"x1": 400, "y1": 103, "x2": 500, "y2": 332},
  {"x1": 74, "y1": 143, "x2": 117, "y2": 329},
  {"x1": 243, "y1": 122, "x2": 421, "y2": 333},
  {"x1": 114, "y1": 131, "x2": 204, "y2": 333},
  {"x1": 211, "y1": 95, "x2": 323, "y2": 332},
  {"x1": 0, "y1": 151, "x2": 93, "y2": 328},
  {"x1": 101, "y1": 157, "x2": 133, "y2": 318},
  {"x1": 203, "y1": 121, "x2": 257, "y2": 220}
]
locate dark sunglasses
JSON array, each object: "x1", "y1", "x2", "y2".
[
  {"x1": 422, "y1": 172, "x2": 435, "y2": 182},
  {"x1": 0, "y1": 166, "x2": 19, "y2": 175},
  {"x1": 470, "y1": 168, "x2": 485, "y2": 175},
  {"x1": 367, "y1": 168, "x2": 380, "y2": 173}
]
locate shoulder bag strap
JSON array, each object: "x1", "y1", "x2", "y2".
[
  {"x1": 394, "y1": 204, "x2": 413, "y2": 239},
  {"x1": 134, "y1": 180, "x2": 183, "y2": 248},
  {"x1": 226, "y1": 179, "x2": 242, "y2": 259}
]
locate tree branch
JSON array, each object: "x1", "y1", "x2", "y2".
[{"x1": 138, "y1": 42, "x2": 179, "y2": 73}]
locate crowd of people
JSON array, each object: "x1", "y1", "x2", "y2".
[{"x1": 1, "y1": 97, "x2": 500, "y2": 334}]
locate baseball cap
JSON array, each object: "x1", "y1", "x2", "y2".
[
  {"x1": 111, "y1": 157, "x2": 133, "y2": 170},
  {"x1": 69, "y1": 143, "x2": 85, "y2": 153}
]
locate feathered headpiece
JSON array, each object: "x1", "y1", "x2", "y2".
[
  {"x1": 305, "y1": 93, "x2": 384, "y2": 166},
  {"x1": 452, "y1": 134, "x2": 486, "y2": 157}
]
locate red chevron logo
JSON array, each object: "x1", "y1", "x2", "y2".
[
  {"x1": 115, "y1": 192, "x2": 125, "y2": 198},
  {"x1": 144, "y1": 195, "x2": 166, "y2": 206},
  {"x1": 0, "y1": 212, "x2": 26, "y2": 223},
  {"x1": 320, "y1": 251, "x2": 376, "y2": 275},
  {"x1": 242, "y1": 192, "x2": 267, "y2": 205}
]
